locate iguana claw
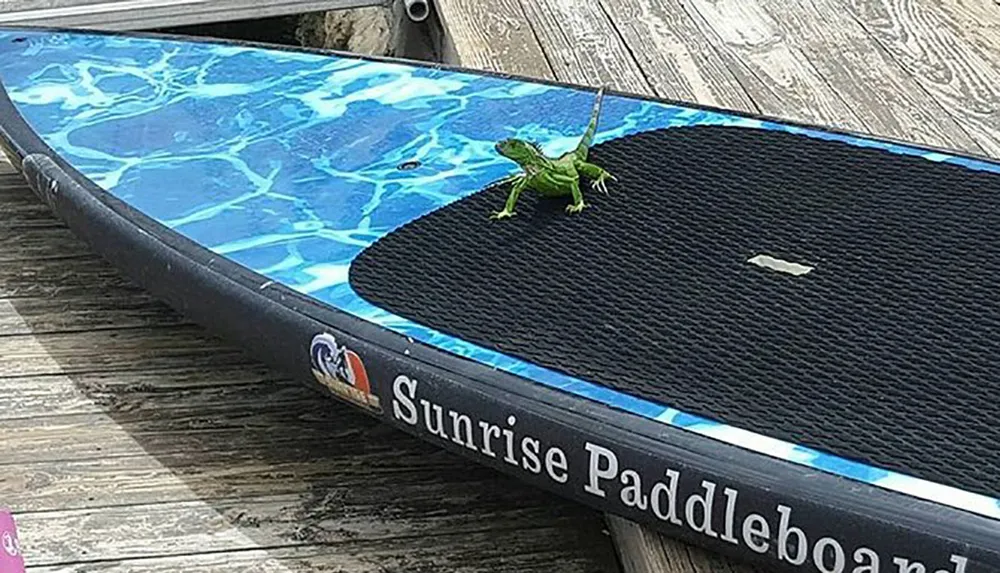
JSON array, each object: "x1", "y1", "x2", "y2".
[
  {"x1": 490, "y1": 209, "x2": 516, "y2": 220},
  {"x1": 565, "y1": 202, "x2": 587, "y2": 214},
  {"x1": 591, "y1": 173, "x2": 616, "y2": 195}
]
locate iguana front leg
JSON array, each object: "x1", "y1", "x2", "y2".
[
  {"x1": 565, "y1": 178, "x2": 587, "y2": 214},
  {"x1": 490, "y1": 174, "x2": 528, "y2": 220},
  {"x1": 577, "y1": 161, "x2": 616, "y2": 195}
]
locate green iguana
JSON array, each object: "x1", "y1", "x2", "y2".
[{"x1": 489, "y1": 86, "x2": 616, "y2": 220}]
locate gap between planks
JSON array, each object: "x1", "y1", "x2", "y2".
[{"x1": 430, "y1": 0, "x2": 1000, "y2": 572}]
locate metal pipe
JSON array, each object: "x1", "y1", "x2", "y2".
[{"x1": 403, "y1": 0, "x2": 429, "y2": 22}]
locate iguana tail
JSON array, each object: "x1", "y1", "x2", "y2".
[{"x1": 575, "y1": 85, "x2": 605, "y2": 161}]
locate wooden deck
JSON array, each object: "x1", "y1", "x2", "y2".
[
  {"x1": 0, "y1": 0, "x2": 381, "y2": 32},
  {"x1": 429, "y1": 0, "x2": 1000, "y2": 571},
  {"x1": 0, "y1": 153, "x2": 623, "y2": 570}
]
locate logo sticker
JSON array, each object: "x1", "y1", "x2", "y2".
[{"x1": 309, "y1": 332, "x2": 380, "y2": 412}]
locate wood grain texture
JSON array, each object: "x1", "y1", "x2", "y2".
[
  {"x1": 0, "y1": 172, "x2": 621, "y2": 571},
  {"x1": 27, "y1": 529, "x2": 616, "y2": 573},
  {"x1": 0, "y1": 364, "x2": 278, "y2": 419},
  {"x1": 433, "y1": 0, "x2": 555, "y2": 78},
  {"x1": 515, "y1": 0, "x2": 652, "y2": 92},
  {"x1": 595, "y1": 0, "x2": 757, "y2": 111},
  {"x1": 15, "y1": 485, "x2": 598, "y2": 566},
  {"x1": 757, "y1": 0, "x2": 984, "y2": 153},
  {"x1": 0, "y1": 325, "x2": 252, "y2": 377},
  {"x1": 0, "y1": 294, "x2": 186, "y2": 336},
  {"x1": 678, "y1": 0, "x2": 868, "y2": 129},
  {"x1": 0, "y1": 226, "x2": 99, "y2": 262},
  {"x1": 607, "y1": 517, "x2": 762, "y2": 573},
  {"x1": 0, "y1": 255, "x2": 142, "y2": 299},
  {"x1": 844, "y1": 0, "x2": 1000, "y2": 157},
  {"x1": 4, "y1": 432, "x2": 472, "y2": 511},
  {"x1": 934, "y1": 0, "x2": 1000, "y2": 54}
]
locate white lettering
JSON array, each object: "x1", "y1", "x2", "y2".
[
  {"x1": 477, "y1": 421, "x2": 501, "y2": 458},
  {"x1": 685, "y1": 480, "x2": 719, "y2": 538},
  {"x1": 391, "y1": 374, "x2": 417, "y2": 425},
  {"x1": 938, "y1": 556, "x2": 968, "y2": 573},
  {"x1": 387, "y1": 371, "x2": 970, "y2": 573},
  {"x1": 853, "y1": 547, "x2": 880, "y2": 573},
  {"x1": 420, "y1": 399, "x2": 448, "y2": 438},
  {"x1": 521, "y1": 436, "x2": 541, "y2": 474},
  {"x1": 584, "y1": 442, "x2": 618, "y2": 498},
  {"x1": 894, "y1": 558, "x2": 926, "y2": 573},
  {"x1": 502, "y1": 415, "x2": 518, "y2": 466},
  {"x1": 620, "y1": 470, "x2": 648, "y2": 510},
  {"x1": 720, "y1": 487, "x2": 739, "y2": 545},
  {"x1": 448, "y1": 411, "x2": 475, "y2": 450},
  {"x1": 742, "y1": 513, "x2": 770, "y2": 554},
  {"x1": 545, "y1": 447, "x2": 569, "y2": 483},
  {"x1": 777, "y1": 504, "x2": 808, "y2": 565},
  {"x1": 649, "y1": 469, "x2": 683, "y2": 525},
  {"x1": 814, "y1": 537, "x2": 846, "y2": 573}
]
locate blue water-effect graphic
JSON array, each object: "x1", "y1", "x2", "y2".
[{"x1": 2, "y1": 28, "x2": 999, "y2": 520}]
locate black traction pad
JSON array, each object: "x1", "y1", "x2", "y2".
[{"x1": 349, "y1": 124, "x2": 1000, "y2": 500}]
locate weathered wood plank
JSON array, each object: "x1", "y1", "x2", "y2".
[
  {"x1": 0, "y1": 203, "x2": 64, "y2": 229},
  {"x1": 0, "y1": 408, "x2": 351, "y2": 465},
  {"x1": 0, "y1": 255, "x2": 142, "y2": 299},
  {"x1": 0, "y1": 176, "x2": 143, "y2": 298},
  {"x1": 676, "y1": 0, "x2": 867, "y2": 128},
  {"x1": 514, "y1": 0, "x2": 652, "y2": 92},
  {"x1": 0, "y1": 193, "x2": 68, "y2": 229},
  {"x1": 595, "y1": 0, "x2": 757, "y2": 111},
  {"x1": 3, "y1": 436, "x2": 474, "y2": 512},
  {"x1": 433, "y1": 0, "x2": 555, "y2": 78},
  {"x1": 28, "y1": 528, "x2": 615, "y2": 573},
  {"x1": 0, "y1": 228, "x2": 96, "y2": 262},
  {"x1": 0, "y1": 368, "x2": 305, "y2": 423},
  {"x1": 0, "y1": 364, "x2": 277, "y2": 419},
  {"x1": 607, "y1": 516, "x2": 762, "y2": 573},
  {"x1": 0, "y1": 325, "x2": 251, "y2": 377},
  {"x1": 0, "y1": 295, "x2": 185, "y2": 336},
  {"x1": 13, "y1": 487, "x2": 603, "y2": 567},
  {"x1": 845, "y1": 0, "x2": 1000, "y2": 157},
  {"x1": 934, "y1": 0, "x2": 1000, "y2": 54},
  {"x1": 1, "y1": 364, "x2": 618, "y2": 572},
  {"x1": 755, "y1": 0, "x2": 984, "y2": 153}
]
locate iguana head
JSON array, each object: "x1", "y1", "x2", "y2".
[{"x1": 495, "y1": 138, "x2": 544, "y2": 166}]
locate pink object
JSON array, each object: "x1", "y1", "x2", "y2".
[{"x1": 0, "y1": 510, "x2": 24, "y2": 573}]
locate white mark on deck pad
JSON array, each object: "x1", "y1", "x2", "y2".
[{"x1": 747, "y1": 254, "x2": 814, "y2": 276}]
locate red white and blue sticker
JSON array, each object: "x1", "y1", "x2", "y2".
[{"x1": 309, "y1": 332, "x2": 380, "y2": 412}]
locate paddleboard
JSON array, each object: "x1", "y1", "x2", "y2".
[{"x1": 1, "y1": 26, "x2": 998, "y2": 573}]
